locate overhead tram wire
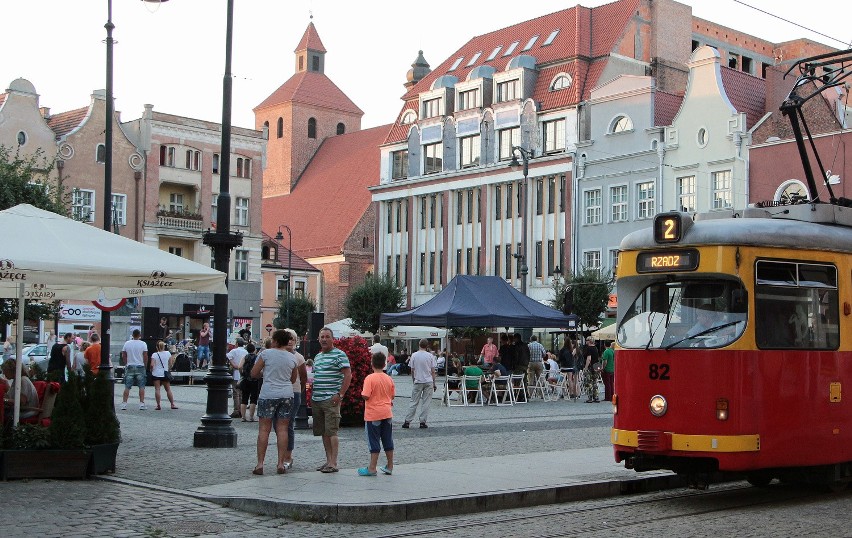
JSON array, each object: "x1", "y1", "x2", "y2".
[{"x1": 733, "y1": 0, "x2": 851, "y2": 48}]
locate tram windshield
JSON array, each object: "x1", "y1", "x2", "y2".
[{"x1": 618, "y1": 279, "x2": 747, "y2": 349}]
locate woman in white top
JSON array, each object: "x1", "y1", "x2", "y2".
[
  {"x1": 250, "y1": 329, "x2": 299, "y2": 475},
  {"x1": 149, "y1": 340, "x2": 178, "y2": 410},
  {"x1": 282, "y1": 328, "x2": 308, "y2": 470}
]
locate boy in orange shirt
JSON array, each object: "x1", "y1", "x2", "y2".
[{"x1": 359, "y1": 352, "x2": 395, "y2": 476}]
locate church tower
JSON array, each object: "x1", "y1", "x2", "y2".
[{"x1": 255, "y1": 21, "x2": 363, "y2": 197}]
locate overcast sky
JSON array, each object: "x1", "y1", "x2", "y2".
[{"x1": 2, "y1": 1, "x2": 849, "y2": 130}]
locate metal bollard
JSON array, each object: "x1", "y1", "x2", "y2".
[{"x1": 293, "y1": 400, "x2": 310, "y2": 430}]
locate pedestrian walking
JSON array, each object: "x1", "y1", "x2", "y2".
[
  {"x1": 239, "y1": 343, "x2": 261, "y2": 422},
  {"x1": 583, "y1": 336, "x2": 601, "y2": 403},
  {"x1": 84, "y1": 333, "x2": 102, "y2": 373},
  {"x1": 227, "y1": 338, "x2": 248, "y2": 418},
  {"x1": 250, "y1": 329, "x2": 298, "y2": 475},
  {"x1": 601, "y1": 341, "x2": 615, "y2": 402},
  {"x1": 311, "y1": 327, "x2": 352, "y2": 473},
  {"x1": 120, "y1": 329, "x2": 148, "y2": 410},
  {"x1": 196, "y1": 322, "x2": 211, "y2": 369},
  {"x1": 150, "y1": 341, "x2": 178, "y2": 410},
  {"x1": 358, "y1": 352, "x2": 395, "y2": 476},
  {"x1": 282, "y1": 328, "x2": 307, "y2": 470},
  {"x1": 47, "y1": 333, "x2": 73, "y2": 381},
  {"x1": 402, "y1": 338, "x2": 436, "y2": 429}
]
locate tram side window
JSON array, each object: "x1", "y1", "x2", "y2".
[{"x1": 754, "y1": 261, "x2": 839, "y2": 349}]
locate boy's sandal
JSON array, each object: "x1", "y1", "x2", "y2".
[
  {"x1": 316, "y1": 464, "x2": 329, "y2": 471},
  {"x1": 252, "y1": 466, "x2": 263, "y2": 475},
  {"x1": 320, "y1": 466, "x2": 339, "y2": 473},
  {"x1": 357, "y1": 467, "x2": 377, "y2": 476},
  {"x1": 379, "y1": 466, "x2": 393, "y2": 475}
]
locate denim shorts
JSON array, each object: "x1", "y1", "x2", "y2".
[
  {"x1": 123, "y1": 365, "x2": 146, "y2": 389},
  {"x1": 365, "y1": 418, "x2": 394, "y2": 453},
  {"x1": 257, "y1": 397, "x2": 292, "y2": 421}
]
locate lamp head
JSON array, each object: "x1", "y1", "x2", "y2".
[
  {"x1": 508, "y1": 153, "x2": 521, "y2": 169},
  {"x1": 553, "y1": 265, "x2": 562, "y2": 277},
  {"x1": 275, "y1": 231, "x2": 283, "y2": 241}
]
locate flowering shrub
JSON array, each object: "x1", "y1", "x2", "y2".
[{"x1": 334, "y1": 336, "x2": 372, "y2": 424}]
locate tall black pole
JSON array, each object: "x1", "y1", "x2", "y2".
[
  {"x1": 286, "y1": 226, "x2": 292, "y2": 329},
  {"x1": 196, "y1": 0, "x2": 241, "y2": 448},
  {"x1": 99, "y1": 0, "x2": 115, "y2": 382}
]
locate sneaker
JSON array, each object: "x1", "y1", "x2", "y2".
[
  {"x1": 139, "y1": 403, "x2": 146, "y2": 410},
  {"x1": 120, "y1": 402, "x2": 127, "y2": 411},
  {"x1": 419, "y1": 423, "x2": 428, "y2": 429},
  {"x1": 401, "y1": 422, "x2": 410, "y2": 429}
]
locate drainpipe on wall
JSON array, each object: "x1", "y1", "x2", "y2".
[
  {"x1": 657, "y1": 140, "x2": 666, "y2": 213},
  {"x1": 571, "y1": 153, "x2": 584, "y2": 274}
]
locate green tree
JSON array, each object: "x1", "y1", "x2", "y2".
[
  {"x1": 345, "y1": 273, "x2": 405, "y2": 335},
  {"x1": 275, "y1": 295, "x2": 317, "y2": 338},
  {"x1": 0, "y1": 145, "x2": 69, "y2": 215},
  {"x1": 551, "y1": 267, "x2": 613, "y2": 329}
]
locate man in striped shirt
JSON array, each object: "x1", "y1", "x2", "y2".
[
  {"x1": 527, "y1": 335, "x2": 546, "y2": 391},
  {"x1": 311, "y1": 327, "x2": 352, "y2": 473}
]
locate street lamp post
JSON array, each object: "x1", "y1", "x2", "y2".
[
  {"x1": 275, "y1": 225, "x2": 292, "y2": 329},
  {"x1": 509, "y1": 146, "x2": 534, "y2": 297},
  {"x1": 196, "y1": 0, "x2": 241, "y2": 448}
]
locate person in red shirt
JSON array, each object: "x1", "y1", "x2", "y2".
[
  {"x1": 84, "y1": 333, "x2": 102, "y2": 372},
  {"x1": 358, "y1": 352, "x2": 395, "y2": 476},
  {"x1": 479, "y1": 337, "x2": 498, "y2": 370}
]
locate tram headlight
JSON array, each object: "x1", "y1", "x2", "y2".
[
  {"x1": 716, "y1": 398, "x2": 729, "y2": 421},
  {"x1": 649, "y1": 394, "x2": 667, "y2": 417}
]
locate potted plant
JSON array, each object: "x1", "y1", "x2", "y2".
[
  {"x1": 2, "y1": 374, "x2": 91, "y2": 479},
  {"x1": 84, "y1": 368, "x2": 121, "y2": 474}
]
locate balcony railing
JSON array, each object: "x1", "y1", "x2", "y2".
[{"x1": 157, "y1": 215, "x2": 203, "y2": 231}]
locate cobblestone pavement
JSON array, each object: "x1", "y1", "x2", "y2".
[
  {"x1": 4, "y1": 478, "x2": 851, "y2": 537},
  {"x1": 108, "y1": 377, "x2": 614, "y2": 489}
]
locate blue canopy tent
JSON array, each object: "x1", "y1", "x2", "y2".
[{"x1": 380, "y1": 275, "x2": 574, "y2": 328}]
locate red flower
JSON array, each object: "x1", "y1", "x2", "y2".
[{"x1": 333, "y1": 336, "x2": 372, "y2": 421}]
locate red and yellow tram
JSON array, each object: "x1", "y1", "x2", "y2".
[{"x1": 612, "y1": 208, "x2": 851, "y2": 485}]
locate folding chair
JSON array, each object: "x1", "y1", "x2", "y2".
[
  {"x1": 488, "y1": 375, "x2": 513, "y2": 406},
  {"x1": 444, "y1": 375, "x2": 465, "y2": 406},
  {"x1": 529, "y1": 372, "x2": 549, "y2": 400},
  {"x1": 509, "y1": 374, "x2": 527, "y2": 404},
  {"x1": 461, "y1": 375, "x2": 484, "y2": 406}
]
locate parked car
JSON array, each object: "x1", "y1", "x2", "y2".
[{"x1": 19, "y1": 343, "x2": 49, "y2": 372}]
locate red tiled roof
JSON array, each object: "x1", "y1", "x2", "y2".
[
  {"x1": 294, "y1": 22, "x2": 326, "y2": 54},
  {"x1": 385, "y1": 0, "x2": 639, "y2": 144},
  {"x1": 720, "y1": 67, "x2": 766, "y2": 130},
  {"x1": 0, "y1": 93, "x2": 6, "y2": 107},
  {"x1": 654, "y1": 91, "x2": 684, "y2": 127},
  {"x1": 254, "y1": 71, "x2": 363, "y2": 115},
  {"x1": 261, "y1": 232, "x2": 320, "y2": 272},
  {"x1": 46, "y1": 107, "x2": 89, "y2": 139},
  {"x1": 383, "y1": 100, "x2": 418, "y2": 147},
  {"x1": 262, "y1": 124, "x2": 393, "y2": 258}
]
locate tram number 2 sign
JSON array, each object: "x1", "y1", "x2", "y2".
[{"x1": 648, "y1": 363, "x2": 670, "y2": 380}]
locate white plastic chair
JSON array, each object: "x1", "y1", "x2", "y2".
[
  {"x1": 509, "y1": 374, "x2": 527, "y2": 404},
  {"x1": 488, "y1": 375, "x2": 513, "y2": 406},
  {"x1": 529, "y1": 372, "x2": 549, "y2": 400},
  {"x1": 461, "y1": 375, "x2": 484, "y2": 406},
  {"x1": 444, "y1": 375, "x2": 465, "y2": 407}
]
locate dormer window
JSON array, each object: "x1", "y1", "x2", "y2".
[
  {"x1": 423, "y1": 98, "x2": 442, "y2": 118},
  {"x1": 449, "y1": 57, "x2": 464, "y2": 71},
  {"x1": 400, "y1": 110, "x2": 417, "y2": 125},
  {"x1": 486, "y1": 46, "x2": 502, "y2": 61},
  {"x1": 457, "y1": 88, "x2": 481, "y2": 110},
  {"x1": 496, "y1": 79, "x2": 519, "y2": 102},
  {"x1": 523, "y1": 36, "x2": 539, "y2": 51},
  {"x1": 503, "y1": 41, "x2": 519, "y2": 56},
  {"x1": 550, "y1": 74, "x2": 572, "y2": 91},
  {"x1": 466, "y1": 52, "x2": 482, "y2": 67},
  {"x1": 610, "y1": 115, "x2": 633, "y2": 133},
  {"x1": 542, "y1": 29, "x2": 559, "y2": 46}
]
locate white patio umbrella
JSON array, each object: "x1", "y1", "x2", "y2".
[{"x1": 0, "y1": 204, "x2": 228, "y2": 425}]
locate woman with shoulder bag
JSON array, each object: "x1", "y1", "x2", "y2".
[
  {"x1": 239, "y1": 343, "x2": 261, "y2": 422},
  {"x1": 150, "y1": 340, "x2": 178, "y2": 410}
]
